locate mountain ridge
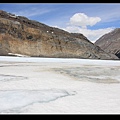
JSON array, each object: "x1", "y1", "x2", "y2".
[
  {"x1": 0, "y1": 10, "x2": 118, "y2": 60},
  {"x1": 95, "y1": 28, "x2": 120, "y2": 59}
]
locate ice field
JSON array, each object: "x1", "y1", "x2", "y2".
[{"x1": 0, "y1": 56, "x2": 120, "y2": 114}]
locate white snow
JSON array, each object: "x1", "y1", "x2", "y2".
[
  {"x1": 8, "y1": 53, "x2": 29, "y2": 57},
  {"x1": 0, "y1": 56, "x2": 120, "y2": 114},
  {"x1": 8, "y1": 13, "x2": 17, "y2": 18}
]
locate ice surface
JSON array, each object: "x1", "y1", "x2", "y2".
[
  {"x1": 54, "y1": 66, "x2": 120, "y2": 83},
  {"x1": 0, "y1": 56, "x2": 120, "y2": 114},
  {"x1": 0, "y1": 74, "x2": 27, "y2": 82},
  {"x1": 0, "y1": 89, "x2": 73, "y2": 113}
]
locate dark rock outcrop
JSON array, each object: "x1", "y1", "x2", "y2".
[
  {"x1": 95, "y1": 28, "x2": 120, "y2": 59},
  {"x1": 0, "y1": 10, "x2": 118, "y2": 59}
]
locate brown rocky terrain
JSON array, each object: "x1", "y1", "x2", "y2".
[
  {"x1": 95, "y1": 28, "x2": 120, "y2": 59},
  {"x1": 0, "y1": 10, "x2": 118, "y2": 59}
]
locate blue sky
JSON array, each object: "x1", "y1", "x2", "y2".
[{"x1": 0, "y1": 3, "x2": 120, "y2": 42}]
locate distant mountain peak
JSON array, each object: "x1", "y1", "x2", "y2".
[{"x1": 95, "y1": 28, "x2": 120, "y2": 59}]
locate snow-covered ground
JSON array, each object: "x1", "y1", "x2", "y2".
[{"x1": 0, "y1": 56, "x2": 120, "y2": 114}]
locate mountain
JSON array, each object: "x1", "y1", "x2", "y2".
[
  {"x1": 95, "y1": 28, "x2": 120, "y2": 59},
  {"x1": 0, "y1": 10, "x2": 118, "y2": 59}
]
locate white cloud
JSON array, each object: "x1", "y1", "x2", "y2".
[
  {"x1": 54, "y1": 25, "x2": 114, "y2": 43},
  {"x1": 63, "y1": 26, "x2": 114, "y2": 43},
  {"x1": 57, "y1": 12, "x2": 114, "y2": 43},
  {"x1": 70, "y1": 13, "x2": 101, "y2": 28}
]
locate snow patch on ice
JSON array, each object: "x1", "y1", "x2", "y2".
[
  {"x1": 0, "y1": 89, "x2": 75, "y2": 113},
  {"x1": 8, "y1": 53, "x2": 29, "y2": 57}
]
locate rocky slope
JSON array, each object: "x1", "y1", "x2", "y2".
[
  {"x1": 0, "y1": 10, "x2": 118, "y2": 59},
  {"x1": 95, "y1": 28, "x2": 120, "y2": 59}
]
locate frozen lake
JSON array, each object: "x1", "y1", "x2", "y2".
[{"x1": 0, "y1": 56, "x2": 120, "y2": 114}]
